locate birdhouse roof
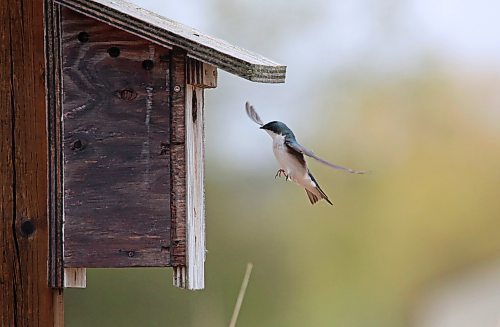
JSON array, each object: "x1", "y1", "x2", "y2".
[{"x1": 55, "y1": 0, "x2": 286, "y2": 83}]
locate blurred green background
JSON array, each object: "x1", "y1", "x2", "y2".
[{"x1": 66, "y1": 1, "x2": 500, "y2": 326}]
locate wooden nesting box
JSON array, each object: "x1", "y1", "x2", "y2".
[{"x1": 45, "y1": 0, "x2": 285, "y2": 290}]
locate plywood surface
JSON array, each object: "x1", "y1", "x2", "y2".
[{"x1": 62, "y1": 9, "x2": 171, "y2": 267}]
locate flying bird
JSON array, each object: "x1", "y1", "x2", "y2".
[{"x1": 246, "y1": 102, "x2": 365, "y2": 205}]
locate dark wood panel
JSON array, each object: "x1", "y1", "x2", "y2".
[
  {"x1": 62, "y1": 8, "x2": 172, "y2": 267},
  {"x1": 1, "y1": 0, "x2": 59, "y2": 324}
]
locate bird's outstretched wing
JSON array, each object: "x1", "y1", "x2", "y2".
[
  {"x1": 286, "y1": 139, "x2": 366, "y2": 174},
  {"x1": 245, "y1": 102, "x2": 264, "y2": 126}
]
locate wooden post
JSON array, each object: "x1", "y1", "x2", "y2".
[{"x1": 1, "y1": 0, "x2": 63, "y2": 325}]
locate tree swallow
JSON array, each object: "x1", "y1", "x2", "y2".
[{"x1": 246, "y1": 102, "x2": 365, "y2": 205}]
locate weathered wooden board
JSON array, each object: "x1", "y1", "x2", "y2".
[
  {"x1": 169, "y1": 49, "x2": 187, "y2": 271},
  {"x1": 184, "y1": 83, "x2": 206, "y2": 290},
  {"x1": 172, "y1": 58, "x2": 209, "y2": 290},
  {"x1": 187, "y1": 58, "x2": 217, "y2": 89},
  {"x1": 47, "y1": 0, "x2": 65, "y2": 288},
  {"x1": 62, "y1": 8, "x2": 172, "y2": 267},
  {"x1": 54, "y1": 0, "x2": 286, "y2": 83},
  {"x1": 1, "y1": 0, "x2": 60, "y2": 324},
  {"x1": 63, "y1": 268, "x2": 86, "y2": 288}
]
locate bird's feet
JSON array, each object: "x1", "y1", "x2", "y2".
[{"x1": 275, "y1": 169, "x2": 288, "y2": 180}]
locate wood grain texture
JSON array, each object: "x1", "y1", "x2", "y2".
[
  {"x1": 1, "y1": 0, "x2": 59, "y2": 324},
  {"x1": 184, "y1": 82, "x2": 206, "y2": 290},
  {"x1": 187, "y1": 58, "x2": 217, "y2": 89},
  {"x1": 54, "y1": 0, "x2": 286, "y2": 83},
  {"x1": 170, "y1": 49, "x2": 187, "y2": 271},
  {"x1": 64, "y1": 268, "x2": 86, "y2": 288},
  {"x1": 62, "y1": 8, "x2": 172, "y2": 267},
  {"x1": 53, "y1": 289, "x2": 65, "y2": 327},
  {"x1": 173, "y1": 265, "x2": 186, "y2": 289},
  {"x1": 46, "y1": 0, "x2": 65, "y2": 289},
  {"x1": 0, "y1": 0, "x2": 16, "y2": 320}
]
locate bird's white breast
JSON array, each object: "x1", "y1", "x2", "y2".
[{"x1": 266, "y1": 131, "x2": 312, "y2": 187}]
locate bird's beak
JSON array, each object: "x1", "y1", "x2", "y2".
[{"x1": 259, "y1": 126, "x2": 264, "y2": 129}]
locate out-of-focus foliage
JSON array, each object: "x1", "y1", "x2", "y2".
[
  {"x1": 66, "y1": 67, "x2": 500, "y2": 326},
  {"x1": 66, "y1": 0, "x2": 500, "y2": 326}
]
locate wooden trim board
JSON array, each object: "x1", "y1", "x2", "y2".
[
  {"x1": 184, "y1": 84, "x2": 206, "y2": 290},
  {"x1": 64, "y1": 268, "x2": 86, "y2": 288}
]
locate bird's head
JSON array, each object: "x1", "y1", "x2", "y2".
[{"x1": 260, "y1": 121, "x2": 295, "y2": 139}]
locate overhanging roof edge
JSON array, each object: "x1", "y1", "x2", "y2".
[{"x1": 54, "y1": 0, "x2": 287, "y2": 83}]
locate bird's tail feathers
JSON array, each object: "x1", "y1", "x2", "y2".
[
  {"x1": 305, "y1": 173, "x2": 333, "y2": 206},
  {"x1": 305, "y1": 189, "x2": 320, "y2": 204}
]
